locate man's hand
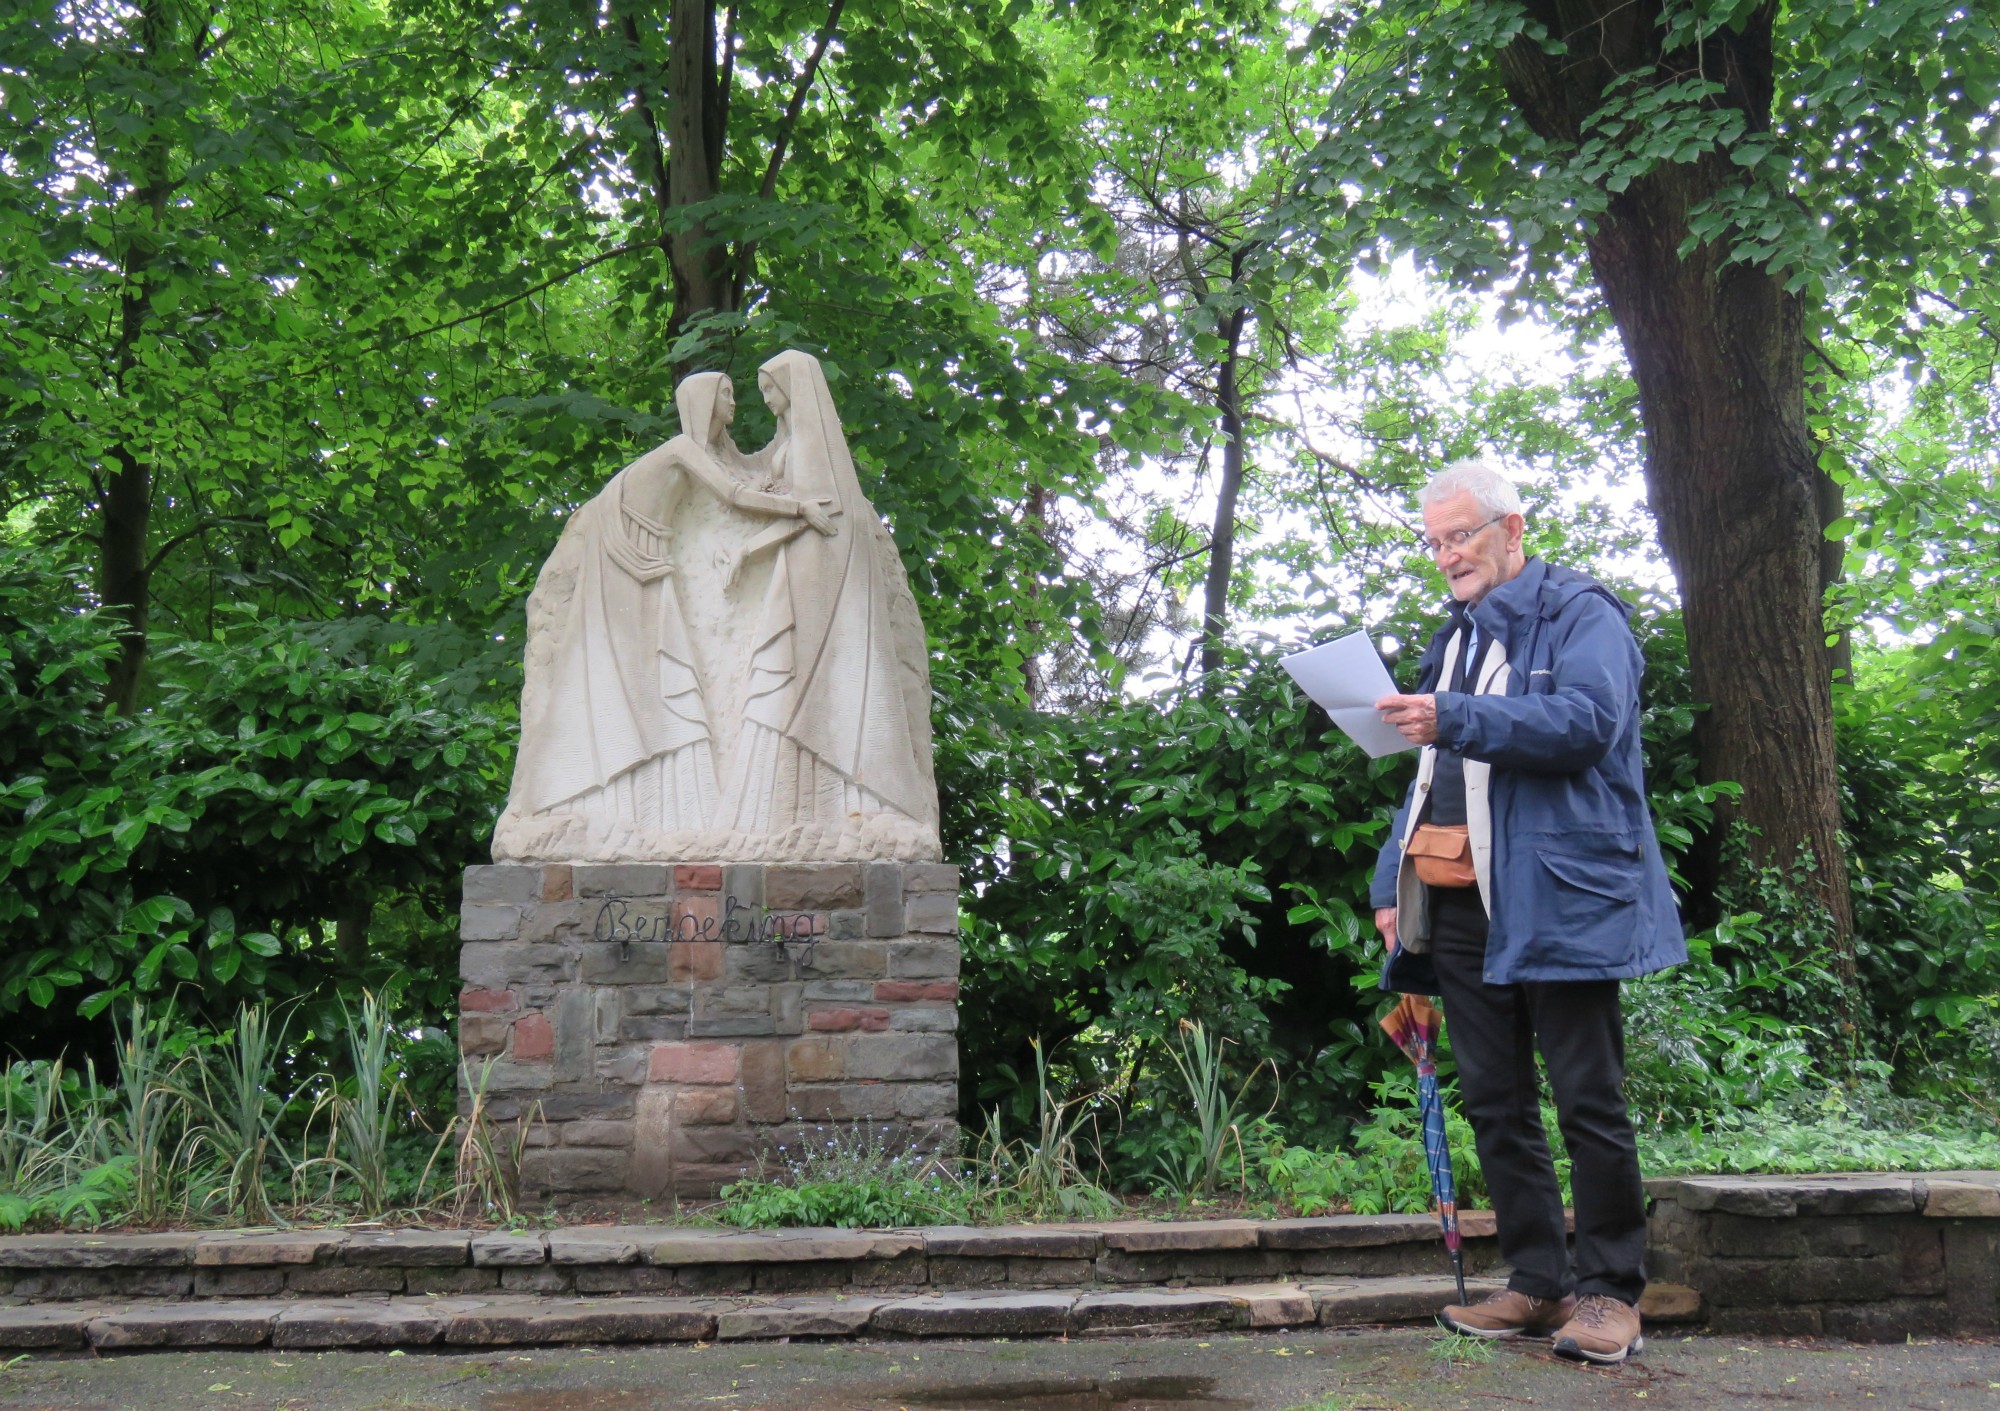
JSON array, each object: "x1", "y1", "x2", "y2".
[
  {"x1": 1374, "y1": 906, "x2": 1398, "y2": 949},
  {"x1": 802, "y1": 500, "x2": 838, "y2": 536},
  {"x1": 1375, "y1": 692, "x2": 1439, "y2": 746}
]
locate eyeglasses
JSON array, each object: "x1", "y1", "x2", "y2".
[{"x1": 1415, "y1": 514, "x2": 1507, "y2": 557}]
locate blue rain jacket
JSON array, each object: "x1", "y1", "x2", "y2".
[{"x1": 1369, "y1": 558, "x2": 1686, "y2": 984}]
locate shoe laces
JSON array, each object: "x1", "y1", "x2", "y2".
[{"x1": 1571, "y1": 1294, "x2": 1621, "y2": 1328}]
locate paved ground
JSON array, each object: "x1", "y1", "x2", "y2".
[{"x1": 3, "y1": 1328, "x2": 1998, "y2": 1411}]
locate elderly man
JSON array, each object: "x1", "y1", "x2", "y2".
[{"x1": 1370, "y1": 460, "x2": 1685, "y2": 1365}]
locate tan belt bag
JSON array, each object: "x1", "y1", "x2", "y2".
[{"x1": 1407, "y1": 823, "x2": 1476, "y2": 889}]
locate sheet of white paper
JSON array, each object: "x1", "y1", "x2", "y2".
[{"x1": 1279, "y1": 632, "x2": 1413, "y2": 759}]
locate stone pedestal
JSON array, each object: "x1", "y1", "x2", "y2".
[{"x1": 457, "y1": 861, "x2": 960, "y2": 1201}]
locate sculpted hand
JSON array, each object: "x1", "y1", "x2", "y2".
[
  {"x1": 1375, "y1": 692, "x2": 1439, "y2": 746},
  {"x1": 802, "y1": 501, "x2": 837, "y2": 537},
  {"x1": 1375, "y1": 906, "x2": 1398, "y2": 950}
]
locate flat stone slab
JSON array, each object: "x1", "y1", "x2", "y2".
[
  {"x1": 717, "y1": 1295, "x2": 887, "y2": 1339},
  {"x1": 0, "y1": 1233, "x2": 198, "y2": 1269},
  {"x1": 86, "y1": 1300, "x2": 288, "y2": 1348},
  {"x1": 443, "y1": 1297, "x2": 719, "y2": 1345},
  {"x1": 341, "y1": 1230, "x2": 471, "y2": 1267},
  {"x1": 1190, "y1": 1282, "x2": 1317, "y2": 1328},
  {"x1": 1099, "y1": 1220, "x2": 1260, "y2": 1253},
  {"x1": 1070, "y1": 1288, "x2": 1238, "y2": 1334},
  {"x1": 1921, "y1": 1177, "x2": 2000, "y2": 1218},
  {"x1": 1647, "y1": 1174, "x2": 1920, "y2": 1218},
  {"x1": 1638, "y1": 1281, "x2": 1702, "y2": 1322},
  {"x1": 272, "y1": 1298, "x2": 465, "y2": 1349},
  {"x1": 472, "y1": 1232, "x2": 550, "y2": 1266},
  {"x1": 1309, "y1": 1275, "x2": 1505, "y2": 1326},
  {"x1": 1258, "y1": 1215, "x2": 1439, "y2": 1250},
  {"x1": 872, "y1": 1290, "x2": 1076, "y2": 1337},
  {"x1": 193, "y1": 1232, "x2": 344, "y2": 1267},
  {"x1": 921, "y1": 1226, "x2": 1101, "y2": 1259},
  {"x1": 649, "y1": 1229, "x2": 924, "y2": 1265},
  {"x1": 0, "y1": 1303, "x2": 106, "y2": 1348},
  {"x1": 547, "y1": 1229, "x2": 644, "y2": 1265}
]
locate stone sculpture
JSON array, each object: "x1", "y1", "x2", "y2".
[{"x1": 494, "y1": 351, "x2": 940, "y2": 864}]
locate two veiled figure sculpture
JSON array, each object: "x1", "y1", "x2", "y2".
[{"x1": 494, "y1": 351, "x2": 940, "y2": 864}]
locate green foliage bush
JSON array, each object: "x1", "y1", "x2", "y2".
[{"x1": 0, "y1": 544, "x2": 509, "y2": 1053}]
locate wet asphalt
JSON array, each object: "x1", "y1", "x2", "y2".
[{"x1": 2, "y1": 1328, "x2": 1997, "y2": 1411}]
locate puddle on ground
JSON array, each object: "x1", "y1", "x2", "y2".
[
  {"x1": 886, "y1": 1375, "x2": 1244, "y2": 1410},
  {"x1": 481, "y1": 1374, "x2": 1243, "y2": 1411}
]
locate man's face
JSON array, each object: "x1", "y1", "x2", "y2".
[{"x1": 1423, "y1": 490, "x2": 1525, "y2": 605}]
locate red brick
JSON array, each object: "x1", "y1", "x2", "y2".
[
  {"x1": 540, "y1": 864, "x2": 574, "y2": 901},
  {"x1": 874, "y1": 981, "x2": 959, "y2": 1002},
  {"x1": 512, "y1": 1012, "x2": 554, "y2": 1061},
  {"x1": 671, "y1": 894, "x2": 722, "y2": 942},
  {"x1": 670, "y1": 939, "x2": 725, "y2": 981},
  {"x1": 648, "y1": 1041, "x2": 740, "y2": 1085},
  {"x1": 461, "y1": 987, "x2": 520, "y2": 1014},
  {"x1": 675, "y1": 865, "x2": 723, "y2": 891},
  {"x1": 808, "y1": 1007, "x2": 891, "y2": 1033}
]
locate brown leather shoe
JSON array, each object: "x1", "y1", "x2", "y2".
[
  {"x1": 1439, "y1": 1287, "x2": 1577, "y2": 1339},
  {"x1": 1552, "y1": 1293, "x2": 1645, "y2": 1364}
]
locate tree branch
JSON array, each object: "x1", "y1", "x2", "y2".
[
  {"x1": 758, "y1": 0, "x2": 848, "y2": 202},
  {"x1": 144, "y1": 516, "x2": 266, "y2": 579}
]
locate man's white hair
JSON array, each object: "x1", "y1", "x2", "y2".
[{"x1": 1420, "y1": 459, "x2": 1523, "y2": 520}]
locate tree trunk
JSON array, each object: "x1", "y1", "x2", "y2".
[
  {"x1": 1495, "y1": 0, "x2": 1854, "y2": 965},
  {"x1": 1199, "y1": 305, "x2": 1249, "y2": 676},
  {"x1": 665, "y1": 0, "x2": 734, "y2": 330},
  {"x1": 100, "y1": 0, "x2": 175, "y2": 716}
]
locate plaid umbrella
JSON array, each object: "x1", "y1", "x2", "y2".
[{"x1": 1379, "y1": 993, "x2": 1467, "y2": 1303}]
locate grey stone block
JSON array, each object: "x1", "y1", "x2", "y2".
[
  {"x1": 904, "y1": 892, "x2": 959, "y2": 934},
  {"x1": 925, "y1": 1227, "x2": 1102, "y2": 1260},
  {"x1": 196, "y1": 1232, "x2": 345, "y2": 1267},
  {"x1": 0, "y1": 1233, "x2": 197, "y2": 1269},
  {"x1": 405, "y1": 1268, "x2": 501, "y2": 1295},
  {"x1": 929, "y1": 1256, "x2": 1009, "y2": 1286},
  {"x1": 520, "y1": 1149, "x2": 630, "y2": 1195},
  {"x1": 463, "y1": 866, "x2": 543, "y2": 904},
  {"x1": 828, "y1": 909, "x2": 867, "y2": 939},
  {"x1": 620, "y1": 1015, "x2": 690, "y2": 1042},
  {"x1": 500, "y1": 1267, "x2": 575, "y2": 1293},
  {"x1": 342, "y1": 1230, "x2": 470, "y2": 1268},
  {"x1": 1311, "y1": 1275, "x2": 1502, "y2": 1326},
  {"x1": 572, "y1": 1266, "x2": 682, "y2": 1294},
  {"x1": 562, "y1": 1119, "x2": 635, "y2": 1148},
  {"x1": 718, "y1": 1296, "x2": 886, "y2": 1339},
  {"x1": 9, "y1": 1270, "x2": 193, "y2": 1300},
  {"x1": 723, "y1": 863, "x2": 765, "y2": 910},
  {"x1": 461, "y1": 943, "x2": 569, "y2": 989},
  {"x1": 803, "y1": 979, "x2": 878, "y2": 1001},
  {"x1": 518, "y1": 899, "x2": 592, "y2": 943},
  {"x1": 88, "y1": 1301, "x2": 286, "y2": 1348},
  {"x1": 805, "y1": 941, "x2": 889, "y2": 978},
  {"x1": 865, "y1": 862, "x2": 906, "y2": 937},
  {"x1": 580, "y1": 943, "x2": 672, "y2": 985},
  {"x1": 471, "y1": 1234, "x2": 547, "y2": 1267},
  {"x1": 537, "y1": 1090, "x2": 636, "y2": 1121},
  {"x1": 887, "y1": 942, "x2": 959, "y2": 979},
  {"x1": 594, "y1": 988, "x2": 620, "y2": 1043},
  {"x1": 1259, "y1": 1215, "x2": 1436, "y2": 1250},
  {"x1": 872, "y1": 1290, "x2": 1075, "y2": 1337},
  {"x1": 891, "y1": 1005, "x2": 958, "y2": 1033},
  {"x1": 287, "y1": 1267, "x2": 406, "y2": 1295},
  {"x1": 0, "y1": 1304, "x2": 99, "y2": 1349},
  {"x1": 904, "y1": 863, "x2": 960, "y2": 893},
  {"x1": 194, "y1": 1268, "x2": 285, "y2": 1298},
  {"x1": 844, "y1": 1034, "x2": 958, "y2": 1081},
  {"x1": 547, "y1": 1229, "x2": 644, "y2": 1265},
  {"x1": 443, "y1": 1296, "x2": 716, "y2": 1345},
  {"x1": 1071, "y1": 1288, "x2": 1237, "y2": 1334},
  {"x1": 897, "y1": 1083, "x2": 960, "y2": 1118},
  {"x1": 574, "y1": 864, "x2": 672, "y2": 897},
  {"x1": 461, "y1": 903, "x2": 525, "y2": 941},
  {"x1": 624, "y1": 985, "x2": 693, "y2": 1015},
  {"x1": 272, "y1": 1298, "x2": 452, "y2": 1349}
]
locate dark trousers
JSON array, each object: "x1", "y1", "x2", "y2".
[{"x1": 1427, "y1": 887, "x2": 1648, "y2": 1304}]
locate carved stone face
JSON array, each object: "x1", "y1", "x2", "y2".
[
  {"x1": 711, "y1": 377, "x2": 736, "y2": 434},
  {"x1": 759, "y1": 370, "x2": 790, "y2": 419}
]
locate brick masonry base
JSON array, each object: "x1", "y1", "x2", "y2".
[{"x1": 458, "y1": 861, "x2": 961, "y2": 1201}]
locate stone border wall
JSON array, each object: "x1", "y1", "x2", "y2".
[
  {"x1": 459, "y1": 861, "x2": 961, "y2": 1200},
  {"x1": 1645, "y1": 1172, "x2": 2000, "y2": 1338},
  {"x1": 0, "y1": 1217, "x2": 1507, "y2": 1304}
]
